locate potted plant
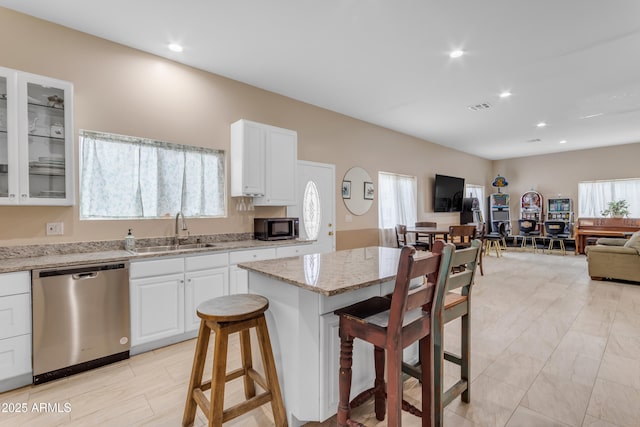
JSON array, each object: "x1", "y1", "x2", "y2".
[{"x1": 601, "y1": 199, "x2": 630, "y2": 218}]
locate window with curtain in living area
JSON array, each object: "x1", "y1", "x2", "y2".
[
  {"x1": 578, "y1": 178, "x2": 640, "y2": 218},
  {"x1": 378, "y1": 171, "x2": 417, "y2": 247},
  {"x1": 465, "y1": 183, "x2": 486, "y2": 221},
  {"x1": 80, "y1": 130, "x2": 226, "y2": 219}
]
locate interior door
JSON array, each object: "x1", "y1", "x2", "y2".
[{"x1": 287, "y1": 161, "x2": 336, "y2": 253}]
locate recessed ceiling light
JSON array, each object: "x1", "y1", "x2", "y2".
[
  {"x1": 536, "y1": 122, "x2": 547, "y2": 128},
  {"x1": 449, "y1": 49, "x2": 464, "y2": 59},
  {"x1": 168, "y1": 43, "x2": 183, "y2": 53},
  {"x1": 499, "y1": 91, "x2": 512, "y2": 98},
  {"x1": 559, "y1": 140, "x2": 567, "y2": 144}
]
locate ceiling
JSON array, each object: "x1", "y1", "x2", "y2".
[{"x1": 3, "y1": 1, "x2": 640, "y2": 160}]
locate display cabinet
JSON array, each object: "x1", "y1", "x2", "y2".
[{"x1": 0, "y1": 67, "x2": 74, "y2": 206}]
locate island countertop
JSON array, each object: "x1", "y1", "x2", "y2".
[{"x1": 238, "y1": 246, "x2": 432, "y2": 296}]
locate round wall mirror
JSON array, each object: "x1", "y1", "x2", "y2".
[{"x1": 342, "y1": 166, "x2": 374, "y2": 215}]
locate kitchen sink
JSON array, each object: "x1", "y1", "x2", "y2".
[{"x1": 134, "y1": 243, "x2": 215, "y2": 253}]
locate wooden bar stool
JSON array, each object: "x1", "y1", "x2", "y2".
[
  {"x1": 334, "y1": 241, "x2": 454, "y2": 427},
  {"x1": 182, "y1": 294, "x2": 287, "y2": 427},
  {"x1": 402, "y1": 240, "x2": 481, "y2": 426}
]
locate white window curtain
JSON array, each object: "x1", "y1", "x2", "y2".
[
  {"x1": 465, "y1": 184, "x2": 485, "y2": 221},
  {"x1": 378, "y1": 172, "x2": 417, "y2": 247},
  {"x1": 578, "y1": 178, "x2": 640, "y2": 218},
  {"x1": 80, "y1": 130, "x2": 225, "y2": 219}
]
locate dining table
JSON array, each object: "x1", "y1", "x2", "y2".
[{"x1": 406, "y1": 226, "x2": 450, "y2": 247}]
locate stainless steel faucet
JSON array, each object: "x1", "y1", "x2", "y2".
[{"x1": 174, "y1": 211, "x2": 188, "y2": 245}]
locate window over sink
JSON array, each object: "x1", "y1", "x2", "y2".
[{"x1": 79, "y1": 130, "x2": 226, "y2": 219}]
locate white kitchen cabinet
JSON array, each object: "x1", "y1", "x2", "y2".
[
  {"x1": 229, "y1": 248, "x2": 276, "y2": 294},
  {"x1": 130, "y1": 253, "x2": 229, "y2": 349},
  {"x1": 230, "y1": 119, "x2": 265, "y2": 197},
  {"x1": 230, "y1": 119, "x2": 297, "y2": 206},
  {"x1": 0, "y1": 66, "x2": 74, "y2": 206},
  {"x1": 0, "y1": 271, "x2": 32, "y2": 392},
  {"x1": 184, "y1": 252, "x2": 229, "y2": 332}
]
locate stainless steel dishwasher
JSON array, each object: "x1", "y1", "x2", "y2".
[{"x1": 32, "y1": 262, "x2": 130, "y2": 384}]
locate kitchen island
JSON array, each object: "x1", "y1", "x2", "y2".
[{"x1": 238, "y1": 246, "x2": 423, "y2": 426}]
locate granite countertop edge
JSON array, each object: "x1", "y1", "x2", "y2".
[
  {"x1": 239, "y1": 263, "x2": 392, "y2": 296},
  {"x1": 0, "y1": 239, "x2": 315, "y2": 274}
]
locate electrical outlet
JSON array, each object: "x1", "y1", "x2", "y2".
[{"x1": 46, "y1": 222, "x2": 64, "y2": 236}]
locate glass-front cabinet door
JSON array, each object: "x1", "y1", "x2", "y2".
[
  {"x1": 17, "y1": 72, "x2": 74, "y2": 205},
  {"x1": 0, "y1": 67, "x2": 18, "y2": 204}
]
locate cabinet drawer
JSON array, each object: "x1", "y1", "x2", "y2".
[
  {"x1": 130, "y1": 257, "x2": 184, "y2": 279},
  {"x1": 185, "y1": 252, "x2": 228, "y2": 271},
  {"x1": 0, "y1": 334, "x2": 31, "y2": 380},
  {"x1": 229, "y1": 248, "x2": 277, "y2": 264},
  {"x1": 0, "y1": 271, "x2": 30, "y2": 297},
  {"x1": 0, "y1": 294, "x2": 31, "y2": 340},
  {"x1": 276, "y1": 244, "x2": 316, "y2": 258}
]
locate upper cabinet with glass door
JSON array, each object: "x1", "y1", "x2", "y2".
[{"x1": 0, "y1": 68, "x2": 74, "y2": 206}]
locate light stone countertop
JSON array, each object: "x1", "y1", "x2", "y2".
[
  {"x1": 238, "y1": 246, "x2": 432, "y2": 296},
  {"x1": 0, "y1": 239, "x2": 314, "y2": 274}
]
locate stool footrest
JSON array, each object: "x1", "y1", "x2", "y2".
[
  {"x1": 222, "y1": 391, "x2": 273, "y2": 423},
  {"x1": 443, "y1": 379, "x2": 468, "y2": 407},
  {"x1": 444, "y1": 351, "x2": 462, "y2": 366}
]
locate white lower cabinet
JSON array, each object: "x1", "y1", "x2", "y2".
[
  {"x1": 184, "y1": 266, "x2": 228, "y2": 332},
  {"x1": 130, "y1": 252, "x2": 228, "y2": 350},
  {"x1": 130, "y1": 272, "x2": 185, "y2": 346},
  {"x1": 0, "y1": 271, "x2": 32, "y2": 392},
  {"x1": 229, "y1": 248, "x2": 276, "y2": 294}
]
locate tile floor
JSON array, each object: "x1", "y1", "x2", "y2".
[{"x1": 1, "y1": 249, "x2": 639, "y2": 426}]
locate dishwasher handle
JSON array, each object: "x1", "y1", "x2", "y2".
[{"x1": 72, "y1": 272, "x2": 99, "y2": 280}]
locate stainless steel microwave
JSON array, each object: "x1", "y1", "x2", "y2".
[{"x1": 254, "y1": 218, "x2": 299, "y2": 241}]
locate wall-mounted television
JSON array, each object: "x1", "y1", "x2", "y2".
[{"x1": 434, "y1": 174, "x2": 465, "y2": 212}]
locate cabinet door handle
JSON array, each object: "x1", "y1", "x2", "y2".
[
  {"x1": 9, "y1": 194, "x2": 15, "y2": 198},
  {"x1": 328, "y1": 231, "x2": 334, "y2": 236},
  {"x1": 21, "y1": 194, "x2": 27, "y2": 198}
]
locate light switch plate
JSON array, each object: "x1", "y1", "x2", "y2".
[{"x1": 46, "y1": 222, "x2": 64, "y2": 235}]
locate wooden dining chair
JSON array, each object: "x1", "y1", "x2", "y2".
[
  {"x1": 448, "y1": 225, "x2": 477, "y2": 249},
  {"x1": 415, "y1": 221, "x2": 438, "y2": 248},
  {"x1": 402, "y1": 239, "x2": 482, "y2": 426},
  {"x1": 395, "y1": 224, "x2": 429, "y2": 251},
  {"x1": 335, "y1": 241, "x2": 454, "y2": 427}
]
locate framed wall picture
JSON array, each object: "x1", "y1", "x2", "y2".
[
  {"x1": 342, "y1": 180, "x2": 351, "y2": 199},
  {"x1": 364, "y1": 181, "x2": 374, "y2": 200}
]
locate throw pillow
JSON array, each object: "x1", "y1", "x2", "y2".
[{"x1": 623, "y1": 231, "x2": 640, "y2": 253}]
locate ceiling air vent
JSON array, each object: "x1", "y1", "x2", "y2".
[
  {"x1": 525, "y1": 138, "x2": 542, "y2": 143},
  {"x1": 467, "y1": 102, "x2": 492, "y2": 111}
]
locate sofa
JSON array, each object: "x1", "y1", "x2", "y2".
[{"x1": 586, "y1": 231, "x2": 640, "y2": 283}]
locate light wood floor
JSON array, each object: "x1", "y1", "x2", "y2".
[{"x1": 1, "y1": 250, "x2": 640, "y2": 427}]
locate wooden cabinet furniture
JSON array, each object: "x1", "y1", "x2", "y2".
[
  {"x1": 0, "y1": 271, "x2": 31, "y2": 392},
  {"x1": 230, "y1": 119, "x2": 297, "y2": 206},
  {"x1": 575, "y1": 218, "x2": 640, "y2": 254},
  {"x1": 130, "y1": 252, "x2": 229, "y2": 352},
  {"x1": 0, "y1": 67, "x2": 74, "y2": 206}
]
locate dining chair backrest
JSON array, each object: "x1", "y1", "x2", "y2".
[
  {"x1": 448, "y1": 225, "x2": 477, "y2": 248},
  {"x1": 415, "y1": 221, "x2": 437, "y2": 228},
  {"x1": 395, "y1": 224, "x2": 408, "y2": 247}
]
